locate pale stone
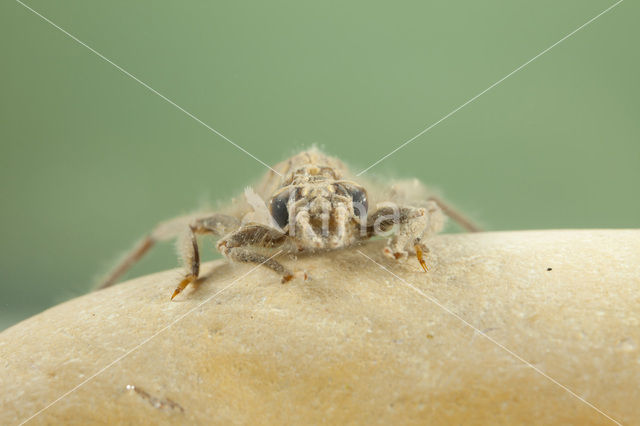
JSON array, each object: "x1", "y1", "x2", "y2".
[{"x1": 1, "y1": 230, "x2": 639, "y2": 425}]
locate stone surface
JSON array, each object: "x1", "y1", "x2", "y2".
[{"x1": 1, "y1": 230, "x2": 639, "y2": 425}]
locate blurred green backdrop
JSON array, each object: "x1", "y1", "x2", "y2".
[{"x1": 1, "y1": 0, "x2": 638, "y2": 331}]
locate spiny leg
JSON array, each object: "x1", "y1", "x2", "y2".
[
  {"x1": 96, "y1": 212, "x2": 215, "y2": 290},
  {"x1": 367, "y1": 201, "x2": 444, "y2": 271},
  {"x1": 173, "y1": 226, "x2": 200, "y2": 300},
  {"x1": 171, "y1": 215, "x2": 241, "y2": 299},
  {"x1": 223, "y1": 247, "x2": 298, "y2": 283},
  {"x1": 414, "y1": 241, "x2": 429, "y2": 272},
  {"x1": 384, "y1": 179, "x2": 481, "y2": 233},
  {"x1": 217, "y1": 224, "x2": 300, "y2": 283},
  {"x1": 98, "y1": 213, "x2": 240, "y2": 291},
  {"x1": 97, "y1": 236, "x2": 155, "y2": 290},
  {"x1": 427, "y1": 195, "x2": 482, "y2": 233}
]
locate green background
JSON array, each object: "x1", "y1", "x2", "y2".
[{"x1": 1, "y1": 0, "x2": 638, "y2": 331}]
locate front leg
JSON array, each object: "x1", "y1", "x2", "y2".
[
  {"x1": 217, "y1": 224, "x2": 303, "y2": 283},
  {"x1": 366, "y1": 201, "x2": 445, "y2": 270},
  {"x1": 97, "y1": 212, "x2": 240, "y2": 291},
  {"x1": 172, "y1": 214, "x2": 241, "y2": 299}
]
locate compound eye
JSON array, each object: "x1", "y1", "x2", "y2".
[
  {"x1": 269, "y1": 190, "x2": 290, "y2": 229},
  {"x1": 346, "y1": 185, "x2": 368, "y2": 219}
]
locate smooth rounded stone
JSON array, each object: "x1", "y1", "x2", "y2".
[{"x1": 1, "y1": 230, "x2": 639, "y2": 425}]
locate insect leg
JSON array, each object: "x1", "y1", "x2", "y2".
[
  {"x1": 97, "y1": 213, "x2": 239, "y2": 291},
  {"x1": 384, "y1": 179, "x2": 482, "y2": 233},
  {"x1": 172, "y1": 225, "x2": 201, "y2": 300},
  {"x1": 427, "y1": 195, "x2": 482, "y2": 232},
  {"x1": 366, "y1": 201, "x2": 444, "y2": 270},
  {"x1": 96, "y1": 235, "x2": 155, "y2": 290},
  {"x1": 171, "y1": 215, "x2": 241, "y2": 299},
  {"x1": 217, "y1": 224, "x2": 299, "y2": 283},
  {"x1": 222, "y1": 247, "x2": 296, "y2": 283}
]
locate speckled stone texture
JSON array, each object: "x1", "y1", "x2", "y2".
[{"x1": 1, "y1": 230, "x2": 639, "y2": 425}]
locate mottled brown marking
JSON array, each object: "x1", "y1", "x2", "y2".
[{"x1": 126, "y1": 384, "x2": 184, "y2": 413}]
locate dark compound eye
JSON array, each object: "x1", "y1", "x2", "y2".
[
  {"x1": 346, "y1": 185, "x2": 368, "y2": 219},
  {"x1": 269, "y1": 190, "x2": 290, "y2": 229}
]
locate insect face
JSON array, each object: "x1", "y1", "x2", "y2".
[{"x1": 268, "y1": 180, "x2": 368, "y2": 249}]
